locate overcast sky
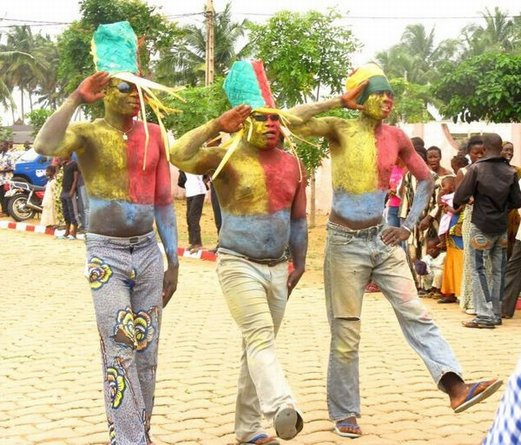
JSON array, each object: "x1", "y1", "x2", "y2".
[{"x1": 1, "y1": 0, "x2": 520, "y2": 123}]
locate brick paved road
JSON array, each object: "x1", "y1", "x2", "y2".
[{"x1": 2, "y1": 229, "x2": 520, "y2": 444}]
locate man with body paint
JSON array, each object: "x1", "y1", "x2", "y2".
[
  {"x1": 34, "y1": 22, "x2": 178, "y2": 445},
  {"x1": 169, "y1": 60, "x2": 312, "y2": 445},
  {"x1": 288, "y1": 63, "x2": 502, "y2": 438}
]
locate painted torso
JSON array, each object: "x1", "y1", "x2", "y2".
[
  {"x1": 71, "y1": 120, "x2": 172, "y2": 236},
  {"x1": 213, "y1": 142, "x2": 305, "y2": 258},
  {"x1": 328, "y1": 118, "x2": 409, "y2": 225}
]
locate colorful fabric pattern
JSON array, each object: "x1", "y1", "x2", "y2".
[
  {"x1": 114, "y1": 307, "x2": 137, "y2": 348},
  {"x1": 0, "y1": 151, "x2": 14, "y2": 185},
  {"x1": 106, "y1": 366, "x2": 127, "y2": 409},
  {"x1": 134, "y1": 309, "x2": 156, "y2": 351},
  {"x1": 88, "y1": 257, "x2": 113, "y2": 290}
]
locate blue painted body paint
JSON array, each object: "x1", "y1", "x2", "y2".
[
  {"x1": 332, "y1": 190, "x2": 387, "y2": 223},
  {"x1": 219, "y1": 209, "x2": 292, "y2": 259},
  {"x1": 154, "y1": 204, "x2": 178, "y2": 265}
]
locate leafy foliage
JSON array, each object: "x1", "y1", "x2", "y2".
[
  {"x1": 26, "y1": 109, "x2": 53, "y2": 136},
  {"x1": 57, "y1": 0, "x2": 181, "y2": 113},
  {"x1": 433, "y1": 52, "x2": 521, "y2": 123},
  {"x1": 248, "y1": 9, "x2": 359, "y2": 107},
  {"x1": 387, "y1": 78, "x2": 433, "y2": 124},
  {"x1": 162, "y1": 78, "x2": 229, "y2": 138},
  {"x1": 155, "y1": 3, "x2": 249, "y2": 87}
]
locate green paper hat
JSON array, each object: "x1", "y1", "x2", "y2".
[{"x1": 91, "y1": 21, "x2": 138, "y2": 74}]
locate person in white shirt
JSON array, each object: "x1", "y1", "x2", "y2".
[{"x1": 184, "y1": 172, "x2": 208, "y2": 252}]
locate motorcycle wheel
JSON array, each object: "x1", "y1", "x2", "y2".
[{"x1": 7, "y1": 194, "x2": 35, "y2": 222}]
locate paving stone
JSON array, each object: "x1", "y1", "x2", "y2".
[{"x1": 1, "y1": 229, "x2": 517, "y2": 444}]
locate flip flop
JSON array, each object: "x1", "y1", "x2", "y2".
[
  {"x1": 239, "y1": 433, "x2": 280, "y2": 445},
  {"x1": 334, "y1": 421, "x2": 362, "y2": 438},
  {"x1": 453, "y1": 379, "x2": 503, "y2": 413},
  {"x1": 273, "y1": 406, "x2": 303, "y2": 440}
]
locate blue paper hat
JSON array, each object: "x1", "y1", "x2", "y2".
[
  {"x1": 91, "y1": 21, "x2": 138, "y2": 74},
  {"x1": 223, "y1": 60, "x2": 275, "y2": 109}
]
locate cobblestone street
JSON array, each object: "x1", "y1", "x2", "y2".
[{"x1": 2, "y1": 229, "x2": 520, "y2": 444}]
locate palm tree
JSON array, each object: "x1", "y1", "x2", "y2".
[
  {"x1": 461, "y1": 7, "x2": 514, "y2": 56},
  {"x1": 155, "y1": 2, "x2": 249, "y2": 86},
  {"x1": 1, "y1": 26, "x2": 50, "y2": 122}
]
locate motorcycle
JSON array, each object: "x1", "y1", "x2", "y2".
[{"x1": 4, "y1": 180, "x2": 45, "y2": 222}]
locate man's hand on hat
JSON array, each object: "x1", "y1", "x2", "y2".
[
  {"x1": 74, "y1": 72, "x2": 111, "y2": 104},
  {"x1": 218, "y1": 105, "x2": 252, "y2": 133},
  {"x1": 341, "y1": 80, "x2": 369, "y2": 111}
]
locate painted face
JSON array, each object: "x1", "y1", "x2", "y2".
[
  {"x1": 469, "y1": 145, "x2": 484, "y2": 164},
  {"x1": 247, "y1": 113, "x2": 282, "y2": 150},
  {"x1": 426, "y1": 150, "x2": 441, "y2": 170},
  {"x1": 501, "y1": 143, "x2": 514, "y2": 161},
  {"x1": 104, "y1": 79, "x2": 140, "y2": 117},
  {"x1": 363, "y1": 91, "x2": 394, "y2": 120}
]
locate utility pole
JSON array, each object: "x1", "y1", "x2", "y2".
[{"x1": 205, "y1": 0, "x2": 215, "y2": 86}]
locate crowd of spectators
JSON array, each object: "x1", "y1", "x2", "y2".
[{"x1": 389, "y1": 135, "x2": 521, "y2": 327}]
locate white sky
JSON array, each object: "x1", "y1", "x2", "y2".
[{"x1": 1, "y1": 0, "x2": 520, "y2": 123}]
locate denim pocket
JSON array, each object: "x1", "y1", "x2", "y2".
[{"x1": 328, "y1": 231, "x2": 355, "y2": 246}]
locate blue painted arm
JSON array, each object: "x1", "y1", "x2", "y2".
[
  {"x1": 403, "y1": 177, "x2": 435, "y2": 230},
  {"x1": 154, "y1": 204, "x2": 179, "y2": 266},
  {"x1": 289, "y1": 217, "x2": 308, "y2": 271}
]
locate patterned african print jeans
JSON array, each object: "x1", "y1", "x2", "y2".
[
  {"x1": 217, "y1": 251, "x2": 296, "y2": 442},
  {"x1": 86, "y1": 231, "x2": 163, "y2": 445},
  {"x1": 324, "y1": 222, "x2": 462, "y2": 421}
]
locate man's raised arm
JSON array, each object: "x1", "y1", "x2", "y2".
[
  {"x1": 169, "y1": 105, "x2": 251, "y2": 174},
  {"x1": 34, "y1": 72, "x2": 110, "y2": 157},
  {"x1": 286, "y1": 82, "x2": 367, "y2": 138}
]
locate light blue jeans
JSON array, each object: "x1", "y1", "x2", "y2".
[
  {"x1": 324, "y1": 221, "x2": 462, "y2": 421},
  {"x1": 470, "y1": 224, "x2": 507, "y2": 323}
]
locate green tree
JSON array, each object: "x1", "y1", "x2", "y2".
[
  {"x1": 387, "y1": 78, "x2": 434, "y2": 124},
  {"x1": 1, "y1": 26, "x2": 50, "y2": 122},
  {"x1": 461, "y1": 7, "x2": 515, "y2": 56},
  {"x1": 57, "y1": 0, "x2": 182, "y2": 112},
  {"x1": 248, "y1": 9, "x2": 359, "y2": 107},
  {"x1": 433, "y1": 52, "x2": 521, "y2": 123},
  {"x1": 26, "y1": 109, "x2": 54, "y2": 137},
  {"x1": 155, "y1": 2, "x2": 249, "y2": 87},
  {"x1": 162, "y1": 78, "x2": 229, "y2": 138}
]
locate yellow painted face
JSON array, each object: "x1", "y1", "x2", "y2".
[
  {"x1": 363, "y1": 92, "x2": 394, "y2": 120},
  {"x1": 247, "y1": 113, "x2": 282, "y2": 150},
  {"x1": 103, "y1": 78, "x2": 141, "y2": 117}
]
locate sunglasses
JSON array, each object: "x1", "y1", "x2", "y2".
[
  {"x1": 251, "y1": 113, "x2": 280, "y2": 122},
  {"x1": 112, "y1": 81, "x2": 135, "y2": 94}
]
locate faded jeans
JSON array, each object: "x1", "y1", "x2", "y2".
[
  {"x1": 324, "y1": 221, "x2": 462, "y2": 420},
  {"x1": 470, "y1": 224, "x2": 507, "y2": 323},
  {"x1": 217, "y1": 251, "x2": 296, "y2": 442}
]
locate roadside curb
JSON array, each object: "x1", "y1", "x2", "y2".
[{"x1": 0, "y1": 220, "x2": 217, "y2": 262}]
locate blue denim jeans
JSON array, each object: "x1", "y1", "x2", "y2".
[
  {"x1": 469, "y1": 224, "x2": 507, "y2": 323},
  {"x1": 324, "y1": 221, "x2": 462, "y2": 420}
]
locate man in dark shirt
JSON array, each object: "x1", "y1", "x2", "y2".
[
  {"x1": 454, "y1": 133, "x2": 521, "y2": 328},
  {"x1": 58, "y1": 155, "x2": 79, "y2": 239}
]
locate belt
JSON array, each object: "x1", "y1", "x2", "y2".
[
  {"x1": 327, "y1": 220, "x2": 383, "y2": 236},
  {"x1": 218, "y1": 248, "x2": 287, "y2": 267}
]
